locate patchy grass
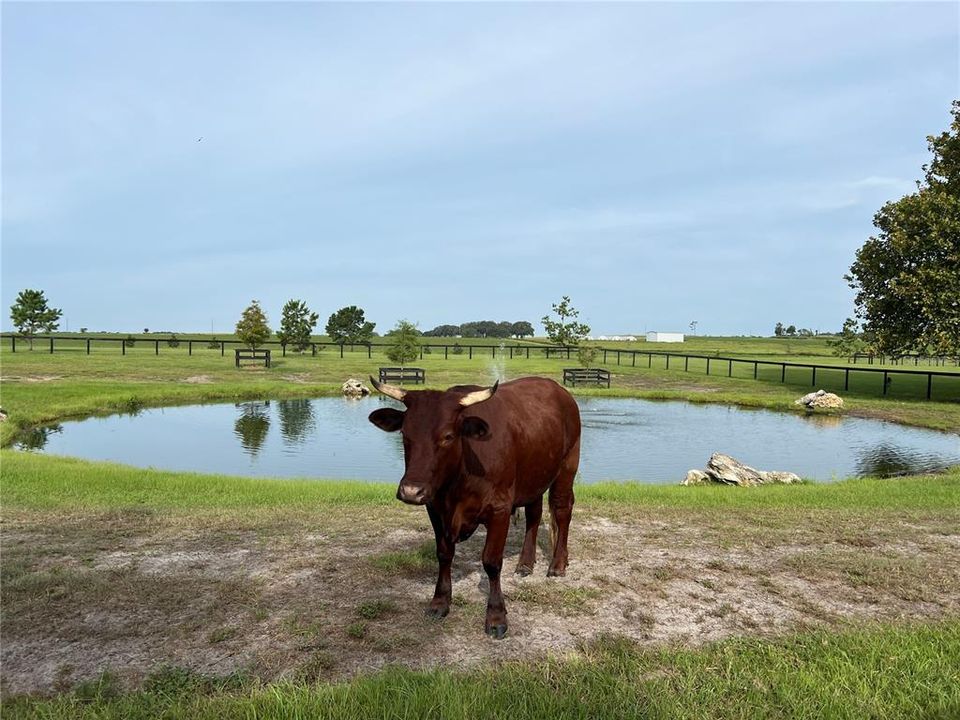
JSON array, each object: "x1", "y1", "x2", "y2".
[{"x1": 4, "y1": 623, "x2": 960, "y2": 719}]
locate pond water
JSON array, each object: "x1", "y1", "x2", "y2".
[{"x1": 17, "y1": 397, "x2": 960, "y2": 483}]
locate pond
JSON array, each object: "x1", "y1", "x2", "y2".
[{"x1": 16, "y1": 397, "x2": 960, "y2": 483}]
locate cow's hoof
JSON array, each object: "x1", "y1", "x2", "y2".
[
  {"x1": 515, "y1": 564, "x2": 533, "y2": 577},
  {"x1": 546, "y1": 566, "x2": 567, "y2": 577},
  {"x1": 485, "y1": 624, "x2": 508, "y2": 639},
  {"x1": 424, "y1": 605, "x2": 449, "y2": 620}
]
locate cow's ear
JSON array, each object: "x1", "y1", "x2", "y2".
[
  {"x1": 461, "y1": 416, "x2": 490, "y2": 440},
  {"x1": 369, "y1": 408, "x2": 405, "y2": 432}
]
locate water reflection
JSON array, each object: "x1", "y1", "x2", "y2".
[
  {"x1": 855, "y1": 444, "x2": 947, "y2": 477},
  {"x1": 277, "y1": 399, "x2": 316, "y2": 446},
  {"x1": 234, "y1": 401, "x2": 271, "y2": 457},
  {"x1": 15, "y1": 424, "x2": 64, "y2": 451}
]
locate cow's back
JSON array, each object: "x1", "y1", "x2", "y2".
[{"x1": 462, "y1": 377, "x2": 581, "y2": 499}]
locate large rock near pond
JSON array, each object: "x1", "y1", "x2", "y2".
[
  {"x1": 795, "y1": 389, "x2": 844, "y2": 409},
  {"x1": 341, "y1": 378, "x2": 371, "y2": 398},
  {"x1": 682, "y1": 453, "x2": 802, "y2": 487}
]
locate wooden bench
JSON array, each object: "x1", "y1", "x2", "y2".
[
  {"x1": 235, "y1": 348, "x2": 271, "y2": 368},
  {"x1": 563, "y1": 367, "x2": 610, "y2": 388},
  {"x1": 379, "y1": 367, "x2": 426, "y2": 385}
]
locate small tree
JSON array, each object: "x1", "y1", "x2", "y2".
[
  {"x1": 10, "y1": 289, "x2": 62, "y2": 350},
  {"x1": 167, "y1": 334, "x2": 181, "y2": 348},
  {"x1": 385, "y1": 319, "x2": 421, "y2": 373},
  {"x1": 689, "y1": 320, "x2": 698, "y2": 336},
  {"x1": 277, "y1": 299, "x2": 319, "y2": 352},
  {"x1": 235, "y1": 300, "x2": 271, "y2": 350},
  {"x1": 326, "y1": 305, "x2": 376, "y2": 345},
  {"x1": 541, "y1": 296, "x2": 590, "y2": 347},
  {"x1": 785, "y1": 325, "x2": 797, "y2": 337},
  {"x1": 774, "y1": 322, "x2": 785, "y2": 337},
  {"x1": 577, "y1": 344, "x2": 600, "y2": 367}
]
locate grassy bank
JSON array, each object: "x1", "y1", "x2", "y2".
[
  {"x1": 5, "y1": 622, "x2": 959, "y2": 719},
  {"x1": 4, "y1": 451, "x2": 959, "y2": 513}
]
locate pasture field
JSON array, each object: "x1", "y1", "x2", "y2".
[{"x1": 2, "y1": 338, "x2": 959, "y2": 717}]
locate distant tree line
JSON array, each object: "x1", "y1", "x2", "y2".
[{"x1": 423, "y1": 320, "x2": 535, "y2": 339}]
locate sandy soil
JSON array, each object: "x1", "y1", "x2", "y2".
[{"x1": 2, "y1": 505, "x2": 958, "y2": 696}]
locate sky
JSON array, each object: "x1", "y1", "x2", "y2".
[{"x1": 2, "y1": 2, "x2": 957, "y2": 336}]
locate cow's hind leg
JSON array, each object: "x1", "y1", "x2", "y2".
[
  {"x1": 547, "y1": 439, "x2": 579, "y2": 577},
  {"x1": 515, "y1": 497, "x2": 543, "y2": 576},
  {"x1": 425, "y1": 503, "x2": 454, "y2": 619},
  {"x1": 482, "y1": 511, "x2": 511, "y2": 638}
]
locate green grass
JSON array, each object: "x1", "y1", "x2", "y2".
[
  {"x1": 5, "y1": 450, "x2": 958, "y2": 513},
  {"x1": 5, "y1": 622, "x2": 958, "y2": 719}
]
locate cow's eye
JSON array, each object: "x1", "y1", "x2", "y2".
[{"x1": 440, "y1": 432, "x2": 456, "y2": 445}]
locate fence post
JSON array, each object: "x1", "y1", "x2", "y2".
[
  {"x1": 648, "y1": 353, "x2": 652, "y2": 368},
  {"x1": 753, "y1": 361, "x2": 758, "y2": 379},
  {"x1": 617, "y1": 350, "x2": 620, "y2": 365},
  {"x1": 728, "y1": 359, "x2": 733, "y2": 377},
  {"x1": 812, "y1": 367, "x2": 816, "y2": 386},
  {"x1": 155, "y1": 340, "x2": 159, "y2": 355},
  {"x1": 445, "y1": 345, "x2": 449, "y2": 359},
  {"x1": 603, "y1": 349, "x2": 608, "y2": 363},
  {"x1": 781, "y1": 364, "x2": 785, "y2": 382},
  {"x1": 706, "y1": 357, "x2": 710, "y2": 375},
  {"x1": 927, "y1": 373, "x2": 932, "y2": 400},
  {"x1": 11, "y1": 336, "x2": 15, "y2": 352},
  {"x1": 883, "y1": 371, "x2": 889, "y2": 395},
  {"x1": 188, "y1": 341, "x2": 193, "y2": 356},
  {"x1": 50, "y1": 336, "x2": 54, "y2": 354},
  {"x1": 421, "y1": 346, "x2": 424, "y2": 360},
  {"x1": 86, "y1": 338, "x2": 90, "y2": 355},
  {"x1": 122, "y1": 339, "x2": 126, "y2": 356},
  {"x1": 632, "y1": 352, "x2": 636, "y2": 367},
  {"x1": 282, "y1": 343, "x2": 287, "y2": 358},
  {"x1": 567, "y1": 347, "x2": 571, "y2": 360},
  {"x1": 221, "y1": 342, "x2": 225, "y2": 357},
  {"x1": 492, "y1": 346, "x2": 495, "y2": 359},
  {"x1": 527, "y1": 347, "x2": 530, "y2": 359},
  {"x1": 845, "y1": 368, "x2": 850, "y2": 391},
  {"x1": 666, "y1": 355, "x2": 670, "y2": 369},
  {"x1": 340, "y1": 344, "x2": 344, "y2": 359},
  {"x1": 469, "y1": 346, "x2": 473, "y2": 360}
]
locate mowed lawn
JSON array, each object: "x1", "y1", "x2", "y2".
[{"x1": 1, "y1": 338, "x2": 959, "y2": 718}]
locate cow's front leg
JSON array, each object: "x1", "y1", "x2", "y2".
[
  {"x1": 426, "y1": 503, "x2": 454, "y2": 619},
  {"x1": 482, "y1": 512, "x2": 511, "y2": 638}
]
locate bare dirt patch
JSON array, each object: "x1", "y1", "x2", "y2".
[
  {"x1": 2, "y1": 375, "x2": 64, "y2": 383},
  {"x1": 182, "y1": 375, "x2": 214, "y2": 384},
  {"x1": 2, "y1": 506, "x2": 958, "y2": 696}
]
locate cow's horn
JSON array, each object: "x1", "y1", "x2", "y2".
[
  {"x1": 459, "y1": 380, "x2": 499, "y2": 407},
  {"x1": 370, "y1": 376, "x2": 407, "y2": 401}
]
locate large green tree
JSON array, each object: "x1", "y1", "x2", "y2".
[
  {"x1": 846, "y1": 100, "x2": 960, "y2": 356},
  {"x1": 277, "y1": 299, "x2": 318, "y2": 352},
  {"x1": 10, "y1": 289, "x2": 62, "y2": 350},
  {"x1": 326, "y1": 305, "x2": 376, "y2": 345},
  {"x1": 235, "y1": 300, "x2": 271, "y2": 350},
  {"x1": 541, "y1": 295, "x2": 590, "y2": 346}
]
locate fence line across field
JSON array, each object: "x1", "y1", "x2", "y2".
[{"x1": 3, "y1": 335, "x2": 958, "y2": 401}]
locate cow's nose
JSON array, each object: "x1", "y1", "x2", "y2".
[{"x1": 396, "y1": 483, "x2": 427, "y2": 505}]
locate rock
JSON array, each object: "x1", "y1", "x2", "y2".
[
  {"x1": 794, "y1": 389, "x2": 843, "y2": 409},
  {"x1": 808, "y1": 393, "x2": 843, "y2": 409},
  {"x1": 341, "y1": 378, "x2": 370, "y2": 398},
  {"x1": 681, "y1": 453, "x2": 802, "y2": 487},
  {"x1": 681, "y1": 469, "x2": 711, "y2": 486}
]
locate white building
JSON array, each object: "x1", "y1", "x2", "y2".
[{"x1": 646, "y1": 331, "x2": 685, "y2": 343}]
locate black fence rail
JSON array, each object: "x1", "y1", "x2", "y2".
[
  {"x1": 4, "y1": 335, "x2": 958, "y2": 401},
  {"x1": 851, "y1": 352, "x2": 959, "y2": 367}
]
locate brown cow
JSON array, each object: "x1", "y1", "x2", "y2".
[{"x1": 368, "y1": 376, "x2": 581, "y2": 638}]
